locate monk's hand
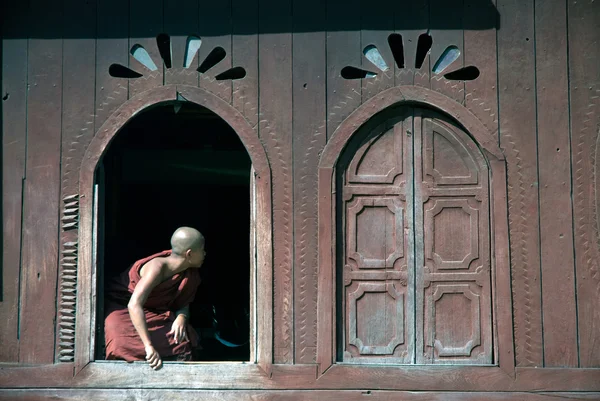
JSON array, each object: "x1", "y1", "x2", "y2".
[
  {"x1": 145, "y1": 344, "x2": 162, "y2": 370},
  {"x1": 168, "y1": 314, "x2": 189, "y2": 345}
]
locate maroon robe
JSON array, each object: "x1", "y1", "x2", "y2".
[{"x1": 104, "y1": 250, "x2": 201, "y2": 361}]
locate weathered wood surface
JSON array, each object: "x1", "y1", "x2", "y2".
[
  {"x1": 163, "y1": 0, "x2": 199, "y2": 86},
  {"x1": 232, "y1": 0, "x2": 259, "y2": 126},
  {"x1": 1, "y1": 363, "x2": 600, "y2": 392},
  {"x1": 569, "y1": 0, "x2": 600, "y2": 368},
  {"x1": 259, "y1": 0, "x2": 294, "y2": 364},
  {"x1": 497, "y1": 0, "x2": 543, "y2": 368},
  {"x1": 56, "y1": 0, "x2": 97, "y2": 364},
  {"x1": 292, "y1": 0, "x2": 326, "y2": 365},
  {"x1": 0, "y1": 0, "x2": 28, "y2": 363},
  {"x1": 18, "y1": 0, "x2": 63, "y2": 364},
  {"x1": 1, "y1": 389, "x2": 599, "y2": 401},
  {"x1": 128, "y1": 0, "x2": 163, "y2": 97},
  {"x1": 535, "y1": 0, "x2": 578, "y2": 368}
]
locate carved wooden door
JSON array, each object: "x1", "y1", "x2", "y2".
[{"x1": 340, "y1": 108, "x2": 492, "y2": 365}]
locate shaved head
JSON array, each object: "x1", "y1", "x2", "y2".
[{"x1": 170, "y1": 227, "x2": 205, "y2": 256}]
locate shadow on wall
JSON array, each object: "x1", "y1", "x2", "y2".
[{"x1": 2, "y1": 0, "x2": 500, "y2": 39}]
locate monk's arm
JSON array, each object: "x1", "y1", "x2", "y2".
[
  {"x1": 127, "y1": 262, "x2": 163, "y2": 349},
  {"x1": 175, "y1": 305, "x2": 189, "y2": 319}
]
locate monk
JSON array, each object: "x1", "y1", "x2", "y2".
[{"x1": 104, "y1": 227, "x2": 206, "y2": 369}]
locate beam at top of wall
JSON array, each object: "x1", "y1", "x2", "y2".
[{"x1": 1, "y1": 0, "x2": 499, "y2": 39}]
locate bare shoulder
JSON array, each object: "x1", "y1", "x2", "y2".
[{"x1": 139, "y1": 257, "x2": 168, "y2": 280}]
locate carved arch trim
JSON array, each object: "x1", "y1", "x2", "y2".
[
  {"x1": 316, "y1": 85, "x2": 514, "y2": 378},
  {"x1": 75, "y1": 85, "x2": 273, "y2": 376}
]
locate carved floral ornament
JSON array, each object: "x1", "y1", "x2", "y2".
[
  {"x1": 109, "y1": 33, "x2": 246, "y2": 81},
  {"x1": 341, "y1": 32, "x2": 479, "y2": 82}
]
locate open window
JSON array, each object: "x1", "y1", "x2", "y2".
[
  {"x1": 94, "y1": 101, "x2": 253, "y2": 362},
  {"x1": 336, "y1": 107, "x2": 494, "y2": 365}
]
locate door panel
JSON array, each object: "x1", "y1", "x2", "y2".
[
  {"x1": 342, "y1": 112, "x2": 414, "y2": 364},
  {"x1": 415, "y1": 113, "x2": 492, "y2": 365}
]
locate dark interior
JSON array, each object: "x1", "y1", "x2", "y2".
[{"x1": 96, "y1": 101, "x2": 251, "y2": 361}]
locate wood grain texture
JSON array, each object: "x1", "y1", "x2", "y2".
[
  {"x1": 0, "y1": 0, "x2": 28, "y2": 363},
  {"x1": 325, "y1": 0, "x2": 361, "y2": 140},
  {"x1": 259, "y1": 0, "x2": 294, "y2": 364},
  {"x1": 393, "y1": 0, "x2": 429, "y2": 86},
  {"x1": 568, "y1": 0, "x2": 600, "y2": 368},
  {"x1": 497, "y1": 0, "x2": 543, "y2": 368},
  {"x1": 2, "y1": 363, "x2": 600, "y2": 392},
  {"x1": 232, "y1": 0, "x2": 259, "y2": 126},
  {"x1": 94, "y1": 0, "x2": 129, "y2": 130},
  {"x1": 18, "y1": 0, "x2": 63, "y2": 364},
  {"x1": 535, "y1": 0, "x2": 578, "y2": 368},
  {"x1": 197, "y1": 0, "x2": 232, "y2": 103},
  {"x1": 463, "y1": 0, "x2": 498, "y2": 137},
  {"x1": 128, "y1": 0, "x2": 163, "y2": 98},
  {"x1": 1, "y1": 389, "x2": 599, "y2": 401},
  {"x1": 56, "y1": 0, "x2": 96, "y2": 363},
  {"x1": 292, "y1": 0, "x2": 326, "y2": 365},
  {"x1": 360, "y1": 0, "x2": 395, "y2": 103},
  {"x1": 164, "y1": 0, "x2": 199, "y2": 86},
  {"x1": 429, "y1": 0, "x2": 465, "y2": 104}
]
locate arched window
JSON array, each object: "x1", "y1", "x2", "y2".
[
  {"x1": 336, "y1": 107, "x2": 493, "y2": 364},
  {"x1": 95, "y1": 102, "x2": 252, "y2": 362}
]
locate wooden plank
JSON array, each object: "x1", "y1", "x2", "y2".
[
  {"x1": 326, "y1": 0, "x2": 361, "y2": 140},
  {"x1": 463, "y1": 0, "x2": 498, "y2": 137},
  {"x1": 197, "y1": 0, "x2": 233, "y2": 103},
  {"x1": 429, "y1": 0, "x2": 464, "y2": 104},
  {"x1": 0, "y1": 0, "x2": 28, "y2": 363},
  {"x1": 568, "y1": 0, "x2": 600, "y2": 368},
  {"x1": 232, "y1": 0, "x2": 258, "y2": 126},
  {"x1": 496, "y1": 0, "x2": 543, "y2": 368},
  {"x1": 393, "y1": 0, "x2": 429, "y2": 86},
  {"x1": 128, "y1": 0, "x2": 163, "y2": 97},
  {"x1": 1, "y1": 389, "x2": 600, "y2": 401},
  {"x1": 95, "y1": 0, "x2": 129, "y2": 130},
  {"x1": 360, "y1": 0, "x2": 395, "y2": 103},
  {"x1": 292, "y1": 0, "x2": 327, "y2": 365},
  {"x1": 18, "y1": 0, "x2": 63, "y2": 364},
  {"x1": 164, "y1": 0, "x2": 199, "y2": 86},
  {"x1": 3, "y1": 362, "x2": 600, "y2": 392},
  {"x1": 535, "y1": 0, "x2": 578, "y2": 368},
  {"x1": 259, "y1": 0, "x2": 294, "y2": 364},
  {"x1": 56, "y1": 0, "x2": 97, "y2": 364}
]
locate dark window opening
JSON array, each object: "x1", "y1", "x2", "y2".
[{"x1": 96, "y1": 102, "x2": 251, "y2": 362}]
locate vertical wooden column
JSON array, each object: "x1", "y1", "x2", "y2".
[
  {"x1": 569, "y1": 0, "x2": 600, "y2": 368},
  {"x1": 259, "y1": 0, "x2": 294, "y2": 364},
  {"x1": 535, "y1": 0, "x2": 578, "y2": 368},
  {"x1": 292, "y1": 0, "x2": 327, "y2": 365},
  {"x1": 497, "y1": 0, "x2": 543, "y2": 368},
  {"x1": 19, "y1": 0, "x2": 63, "y2": 364},
  {"x1": 0, "y1": 0, "x2": 28, "y2": 362},
  {"x1": 56, "y1": 0, "x2": 97, "y2": 363}
]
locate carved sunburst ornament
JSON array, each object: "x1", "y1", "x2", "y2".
[
  {"x1": 108, "y1": 33, "x2": 246, "y2": 81},
  {"x1": 341, "y1": 33, "x2": 480, "y2": 81}
]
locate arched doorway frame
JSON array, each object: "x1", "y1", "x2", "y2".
[
  {"x1": 316, "y1": 86, "x2": 514, "y2": 379},
  {"x1": 75, "y1": 85, "x2": 273, "y2": 375}
]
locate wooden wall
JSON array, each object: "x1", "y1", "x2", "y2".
[{"x1": 1, "y1": 0, "x2": 599, "y2": 396}]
